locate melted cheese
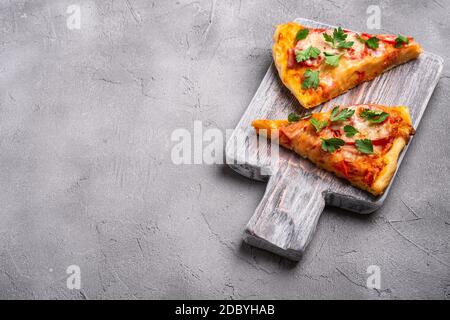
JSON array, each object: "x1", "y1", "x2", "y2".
[
  {"x1": 320, "y1": 75, "x2": 335, "y2": 89},
  {"x1": 343, "y1": 33, "x2": 367, "y2": 59},
  {"x1": 295, "y1": 30, "x2": 340, "y2": 55},
  {"x1": 294, "y1": 31, "x2": 379, "y2": 65},
  {"x1": 369, "y1": 41, "x2": 386, "y2": 57},
  {"x1": 348, "y1": 105, "x2": 391, "y2": 140}
]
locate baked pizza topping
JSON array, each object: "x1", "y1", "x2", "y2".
[
  {"x1": 323, "y1": 52, "x2": 341, "y2": 67},
  {"x1": 322, "y1": 27, "x2": 354, "y2": 49},
  {"x1": 321, "y1": 137, "x2": 345, "y2": 152},
  {"x1": 310, "y1": 118, "x2": 328, "y2": 132},
  {"x1": 292, "y1": 28, "x2": 374, "y2": 89},
  {"x1": 288, "y1": 113, "x2": 300, "y2": 122},
  {"x1": 302, "y1": 69, "x2": 320, "y2": 89},
  {"x1": 295, "y1": 29, "x2": 338, "y2": 56},
  {"x1": 344, "y1": 125, "x2": 358, "y2": 137},
  {"x1": 355, "y1": 139, "x2": 374, "y2": 154},
  {"x1": 295, "y1": 28, "x2": 309, "y2": 41},
  {"x1": 330, "y1": 106, "x2": 355, "y2": 122},
  {"x1": 395, "y1": 35, "x2": 410, "y2": 48},
  {"x1": 296, "y1": 46, "x2": 321, "y2": 63},
  {"x1": 292, "y1": 28, "x2": 382, "y2": 68},
  {"x1": 366, "y1": 37, "x2": 380, "y2": 49},
  {"x1": 285, "y1": 26, "x2": 417, "y2": 96},
  {"x1": 359, "y1": 108, "x2": 389, "y2": 124},
  {"x1": 285, "y1": 105, "x2": 404, "y2": 157}
]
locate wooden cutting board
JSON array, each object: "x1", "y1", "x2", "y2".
[{"x1": 225, "y1": 18, "x2": 443, "y2": 261}]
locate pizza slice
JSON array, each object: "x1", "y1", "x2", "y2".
[
  {"x1": 273, "y1": 22, "x2": 423, "y2": 109},
  {"x1": 252, "y1": 104, "x2": 415, "y2": 196}
]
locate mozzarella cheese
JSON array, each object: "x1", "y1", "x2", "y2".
[{"x1": 293, "y1": 30, "x2": 385, "y2": 66}]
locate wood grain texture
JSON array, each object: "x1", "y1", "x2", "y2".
[
  {"x1": 243, "y1": 155, "x2": 327, "y2": 261},
  {"x1": 226, "y1": 18, "x2": 444, "y2": 260}
]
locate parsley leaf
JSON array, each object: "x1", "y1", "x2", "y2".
[
  {"x1": 333, "y1": 27, "x2": 347, "y2": 43},
  {"x1": 357, "y1": 34, "x2": 379, "y2": 49},
  {"x1": 323, "y1": 27, "x2": 354, "y2": 49},
  {"x1": 366, "y1": 37, "x2": 380, "y2": 49},
  {"x1": 288, "y1": 113, "x2": 311, "y2": 122},
  {"x1": 344, "y1": 125, "x2": 359, "y2": 137},
  {"x1": 288, "y1": 113, "x2": 300, "y2": 122},
  {"x1": 310, "y1": 118, "x2": 328, "y2": 132},
  {"x1": 324, "y1": 52, "x2": 341, "y2": 67},
  {"x1": 355, "y1": 139, "x2": 374, "y2": 154},
  {"x1": 337, "y1": 41, "x2": 354, "y2": 49},
  {"x1": 330, "y1": 106, "x2": 355, "y2": 122},
  {"x1": 296, "y1": 46, "x2": 321, "y2": 62},
  {"x1": 360, "y1": 109, "x2": 389, "y2": 124},
  {"x1": 323, "y1": 33, "x2": 334, "y2": 44},
  {"x1": 321, "y1": 138, "x2": 345, "y2": 153},
  {"x1": 302, "y1": 69, "x2": 320, "y2": 89},
  {"x1": 395, "y1": 35, "x2": 410, "y2": 48},
  {"x1": 296, "y1": 28, "x2": 309, "y2": 41},
  {"x1": 356, "y1": 34, "x2": 366, "y2": 43}
]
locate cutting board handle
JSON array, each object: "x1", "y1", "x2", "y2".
[{"x1": 243, "y1": 158, "x2": 326, "y2": 261}]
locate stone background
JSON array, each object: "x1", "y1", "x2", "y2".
[{"x1": 0, "y1": 0, "x2": 448, "y2": 299}]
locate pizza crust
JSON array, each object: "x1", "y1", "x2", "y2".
[
  {"x1": 370, "y1": 136, "x2": 407, "y2": 195},
  {"x1": 370, "y1": 106, "x2": 413, "y2": 195}
]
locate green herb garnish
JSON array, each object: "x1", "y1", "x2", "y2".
[
  {"x1": 321, "y1": 138, "x2": 345, "y2": 153},
  {"x1": 296, "y1": 28, "x2": 310, "y2": 41},
  {"x1": 310, "y1": 118, "x2": 328, "y2": 132},
  {"x1": 344, "y1": 125, "x2": 359, "y2": 137},
  {"x1": 296, "y1": 46, "x2": 321, "y2": 62},
  {"x1": 323, "y1": 27, "x2": 354, "y2": 49},
  {"x1": 330, "y1": 106, "x2": 355, "y2": 122},
  {"x1": 395, "y1": 35, "x2": 410, "y2": 48},
  {"x1": 288, "y1": 113, "x2": 300, "y2": 122},
  {"x1": 355, "y1": 139, "x2": 374, "y2": 154},
  {"x1": 288, "y1": 113, "x2": 312, "y2": 122},
  {"x1": 302, "y1": 69, "x2": 320, "y2": 89},
  {"x1": 337, "y1": 41, "x2": 354, "y2": 49},
  {"x1": 357, "y1": 35, "x2": 380, "y2": 49},
  {"x1": 356, "y1": 34, "x2": 366, "y2": 44},
  {"x1": 324, "y1": 52, "x2": 341, "y2": 67},
  {"x1": 366, "y1": 37, "x2": 380, "y2": 49},
  {"x1": 360, "y1": 109, "x2": 389, "y2": 124}
]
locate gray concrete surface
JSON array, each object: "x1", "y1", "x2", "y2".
[{"x1": 0, "y1": 0, "x2": 449, "y2": 299}]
